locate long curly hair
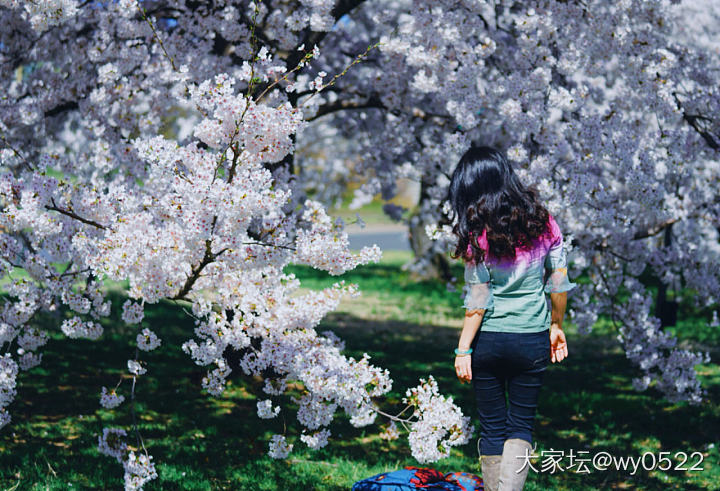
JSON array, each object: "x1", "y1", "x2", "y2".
[{"x1": 447, "y1": 145, "x2": 550, "y2": 264}]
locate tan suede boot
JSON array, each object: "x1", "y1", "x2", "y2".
[
  {"x1": 480, "y1": 454, "x2": 503, "y2": 491},
  {"x1": 497, "y1": 438, "x2": 533, "y2": 491}
]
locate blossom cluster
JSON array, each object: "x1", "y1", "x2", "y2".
[
  {"x1": 0, "y1": 354, "x2": 18, "y2": 429},
  {"x1": 137, "y1": 329, "x2": 161, "y2": 352},
  {"x1": 100, "y1": 387, "x2": 125, "y2": 409},
  {"x1": 0, "y1": 0, "x2": 78, "y2": 31},
  {"x1": 402, "y1": 375, "x2": 475, "y2": 464},
  {"x1": 98, "y1": 427, "x2": 158, "y2": 489},
  {"x1": 98, "y1": 427, "x2": 128, "y2": 463},
  {"x1": 123, "y1": 451, "x2": 158, "y2": 491}
]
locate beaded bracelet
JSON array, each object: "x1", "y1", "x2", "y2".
[{"x1": 454, "y1": 348, "x2": 472, "y2": 355}]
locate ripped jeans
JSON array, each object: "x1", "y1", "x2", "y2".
[{"x1": 471, "y1": 328, "x2": 550, "y2": 455}]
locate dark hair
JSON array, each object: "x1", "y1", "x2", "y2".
[{"x1": 446, "y1": 145, "x2": 550, "y2": 263}]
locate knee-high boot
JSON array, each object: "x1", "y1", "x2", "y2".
[
  {"x1": 480, "y1": 454, "x2": 503, "y2": 491},
  {"x1": 497, "y1": 438, "x2": 534, "y2": 491}
]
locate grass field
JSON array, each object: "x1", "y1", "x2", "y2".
[{"x1": 1, "y1": 251, "x2": 718, "y2": 490}]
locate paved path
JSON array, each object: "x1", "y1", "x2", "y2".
[{"x1": 346, "y1": 223, "x2": 410, "y2": 251}]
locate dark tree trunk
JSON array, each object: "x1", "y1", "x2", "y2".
[
  {"x1": 407, "y1": 178, "x2": 452, "y2": 281},
  {"x1": 655, "y1": 224, "x2": 678, "y2": 327}
]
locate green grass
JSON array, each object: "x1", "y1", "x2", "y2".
[
  {"x1": 328, "y1": 199, "x2": 399, "y2": 226},
  {"x1": 1, "y1": 252, "x2": 718, "y2": 490}
]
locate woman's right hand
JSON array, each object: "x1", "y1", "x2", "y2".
[{"x1": 549, "y1": 323, "x2": 568, "y2": 363}]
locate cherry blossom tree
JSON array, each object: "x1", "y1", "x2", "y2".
[
  {"x1": 0, "y1": 1, "x2": 474, "y2": 489},
  {"x1": 293, "y1": 0, "x2": 719, "y2": 408},
  {"x1": 1, "y1": 0, "x2": 719, "y2": 488},
  {"x1": 375, "y1": 0, "x2": 719, "y2": 409}
]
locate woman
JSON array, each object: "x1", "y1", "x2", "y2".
[{"x1": 447, "y1": 146, "x2": 576, "y2": 491}]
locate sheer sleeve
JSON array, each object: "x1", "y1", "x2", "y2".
[
  {"x1": 544, "y1": 216, "x2": 577, "y2": 294},
  {"x1": 463, "y1": 260, "x2": 494, "y2": 310}
]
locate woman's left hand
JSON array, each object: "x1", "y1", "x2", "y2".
[{"x1": 455, "y1": 354, "x2": 472, "y2": 383}]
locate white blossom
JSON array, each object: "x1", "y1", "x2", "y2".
[
  {"x1": 127, "y1": 360, "x2": 146, "y2": 376},
  {"x1": 136, "y1": 328, "x2": 161, "y2": 351},
  {"x1": 257, "y1": 399, "x2": 281, "y2": 419},
  {"x1": 122, "y1": 301, "x2": 145, "y2": 325},
  {"x1": 123, "y1": 451, "x2": 158, "y2": 491},
  {"x1": 98, "y1": 427, "x2": 128, "y2": 463},
  {"x1": 268, "y1": 434, "x2": 293, "y2": 459},
  {"x1": 100, "y1": 386, "x2": 125, "y2": 409},
  {"x1": 61, "y1": 317, "x2": 103, "y2": 340},
  {"x1": 300, "y1": 428, "x2": 331, "y2": 449}
]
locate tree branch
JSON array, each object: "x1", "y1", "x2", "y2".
[
  {"x1": 306, "y1": 95, "x2": 384, "y2": 121},
  {"x1": 172, "y1": 218, "x2": 230, "y2": 300},
  {"x1": 44, "y1": 101, "x2": 79, "y2": 119},
  {"x1": 172, "y1": 238, "x2": 216, "y2": 300},
  {"x1": 286, "y1": 0, "x2": 368, "y2": 70},
  {"x1": 45, "y1": 198, "x2": 107, "y2": 230},
  {"x1": 673, "y1": 92, "x2": 719, "y2": 151},
  {"x1": 633, "y1": 217, "x2": 680, "y2": 240}
]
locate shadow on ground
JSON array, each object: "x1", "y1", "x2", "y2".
[{"x1": 0, "y1": 295, "x2": 717, "y2": 490}]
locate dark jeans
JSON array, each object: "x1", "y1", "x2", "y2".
[{"x1": 471, "y1": 328, "x2": 550, "y2": 455}]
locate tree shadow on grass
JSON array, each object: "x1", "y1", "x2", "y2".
[
  {"x1": 1, "y1": 297, "x2": 718, "y2": 490},
  {"x1": 320, "y1": 312, "x2": 720, "y2": 491}
]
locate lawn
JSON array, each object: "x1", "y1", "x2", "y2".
[{"x1": 0, "y1": 251, "x2": 718, "y2": 490}]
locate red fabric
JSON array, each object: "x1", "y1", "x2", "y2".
[
  {"x1": 353, "y1": 466, "x2": 483, "y2": 490},
  {"x1": 405, "y1": 466, "x2": 446, "y2": 486}
]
